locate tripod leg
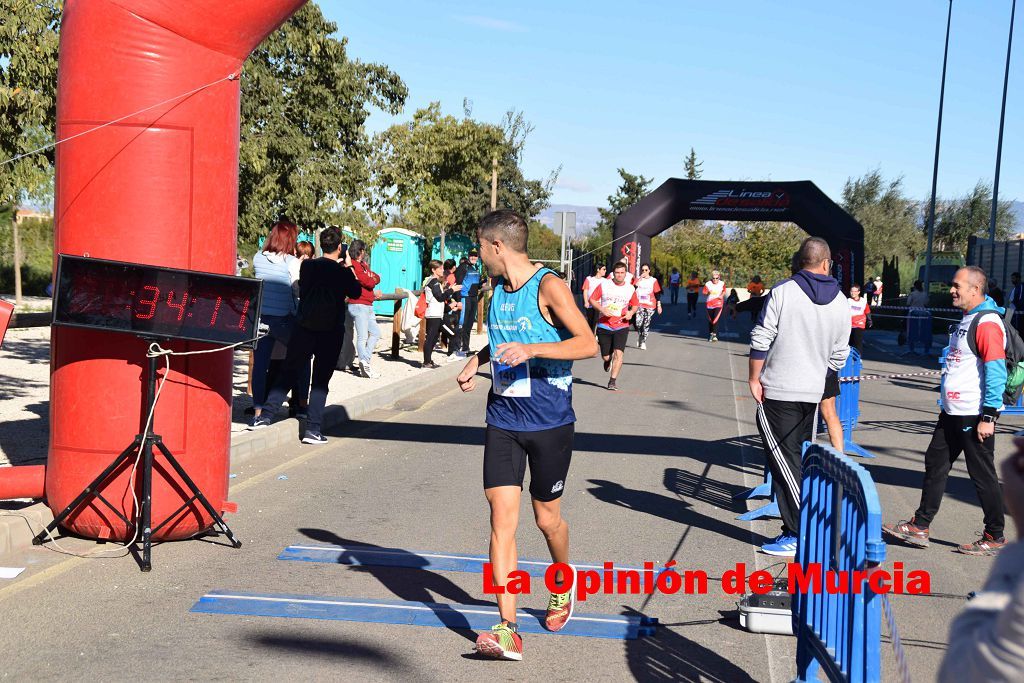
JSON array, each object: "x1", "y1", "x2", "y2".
[
  {"x1": 154, "y1": 440, "x2": 243, "y2": 549},
  {"x1": 139, "y1": 437, "x2": 155, "y2": 572},
  {"x1": 32, "y1": 441, "x2": 141, "y2": 546}
]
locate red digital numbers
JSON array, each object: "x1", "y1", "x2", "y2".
[
  {"x1": 130, "y1": 285, "x2": 249, "y2": 333},
  {"x1": 136, "y1": 285, "x2": 160, "y2": 320},
  {"x1": 236, "y1": 299, "x2": 250, "y2": 330},
  {"x1": 209, "y1": 296, "x2": 223, "y2": 326},
  {"x1": 165, "y1": 290, "x2": 188, "y2": 321}
]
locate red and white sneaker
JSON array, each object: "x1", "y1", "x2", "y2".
[
  {"x1": 474, "y1": 621, "x2": 523, "y2": 661},
  {"x1": 956, "y1": 532, "x2": 1007, "y2": 556},
  {"x1": 545, "y1": 589, "x2": 575, "y2": 632}
]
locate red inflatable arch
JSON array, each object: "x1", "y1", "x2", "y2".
[{"x1": 0, "y1": 0, "x2": 306, "y2": 540}]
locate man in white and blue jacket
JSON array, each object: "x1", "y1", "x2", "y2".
[
  {"x1": 748, "y1": 237, "x2": 850, "y2": 556},
  {"x1": 884, "y1": 266, "x2": 1007, "y2": 555}
]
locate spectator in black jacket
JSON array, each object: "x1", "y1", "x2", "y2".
[
  {"x1": 454, "y1": 250, "x2": 481, "y2": 353},
  {"x1": 249, "y1": 226, "x2": 361, "y2": 444},
  {"x1": 423, "y1": 260, "x2": 460, "y2": 368}
]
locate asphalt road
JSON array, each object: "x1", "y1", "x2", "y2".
[{"x1": 0, "y1": 303, "x2": 1015, "y2": 681}]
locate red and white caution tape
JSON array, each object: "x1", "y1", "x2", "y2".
[{"x1": 840, "y1": 369, "x2": 942, "y2": 383}]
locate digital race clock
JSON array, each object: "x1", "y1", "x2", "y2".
[{"x1": 53, "y1": 254, "x2": 263, "y2": 347}]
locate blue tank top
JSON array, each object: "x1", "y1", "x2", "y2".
[{"x1": 486, "y1": 268, "x2": 575, "y2": 431}]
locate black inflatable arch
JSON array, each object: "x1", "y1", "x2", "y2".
[{"x1": 612, "y1": 179, "x2": 864, "y2": 290}]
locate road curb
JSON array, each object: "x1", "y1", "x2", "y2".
[{"x1": 0, "y1": 357, "x2": 467, "y2": 560}]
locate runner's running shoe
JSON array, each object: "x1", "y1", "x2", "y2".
[
  {"x1": 607, "y1": 379, "x2": 619, "y2": 391},
  {"x1": 760, "y1": 533, "x2": 797, "y2": 557},
  {"x1": 603, "y1": 358, "x2": 611, "y2": 372},
  {"x1": 639, "y1": 342, "x2": 647, "y2": 350},
  {"x1": 474, "y1": 621, "x2": 523, "y2": 661},
  {"x1": 545, "y1": 589, "x2": 575, "y2": 632},
  {"x1": 956, "y1": 532, "x2": 1006, "y2": 556},
  {"x1": 882, "y1": 519, "x2": 929, "y2": 548}
]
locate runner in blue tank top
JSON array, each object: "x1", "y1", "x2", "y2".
[{"x1": 457, "y1": 210, "x2": 597, "y2": 661}]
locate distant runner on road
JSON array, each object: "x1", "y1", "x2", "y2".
[
  {"x1": 685, "y1": 271, "x2": 701, "y2": 319},
  {"x1": 590, "y1": 262, "x2": 639, "y2": 391},
  {"x1": 582, "y1": 264, "x2": 607, "y2": 334},
  {"x1": 457, "y1": 210, "x2": 597, "y2": 661},
  {"x1": 633, "y1": 263, "x2": 662, "y2": 350},
  {"x1": 703, "y1": 270, "x2": 726, "y2": 342},
  {"x1": 668, "y1": 267, "x2": 681, "y2": 305}
]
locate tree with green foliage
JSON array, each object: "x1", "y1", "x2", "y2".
[
  {"x1": 527, "y1": 220, "x2": 562, "y2": 262},
  {"x1": 0, "y1": 0, "x2": 59, "y2": 209},
  {"x1": 238, "y1": 3, "x2": 407, "y2": 243},
  {"x1": 840, "y1": 170, "x2": 922, "y2": 276},
  {"x1": 579, "y1": 168, "x2": 653, "y2": 260},
  {"x1": 932, "y1": 181, "x2": 1016, "y2": 253},
  {"x1": 371, "y1": 104, "x2": 555, "y2": 241},
  {"x1": 684, "y1": 148, "x2": 703, "y2": 180},
  {"x1": 0, "y1": 0, "x2": 61, "y2": 302}
]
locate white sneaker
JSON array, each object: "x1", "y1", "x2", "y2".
[
  {"x1": 639, "y1": 342, "x2": 647, "y2": 350},
  {"x1": 361, "y1": 364, "x2": 381, "y2": 379}
]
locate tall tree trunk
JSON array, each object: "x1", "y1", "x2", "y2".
[{"x1": 12, "y1": 217, "x2": 22, "y2": 306}]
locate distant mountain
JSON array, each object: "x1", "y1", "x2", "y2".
[{"x1": 534, "y1": 204, "x2": 602, "y2": 236}]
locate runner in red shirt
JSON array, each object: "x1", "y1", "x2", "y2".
[
  {"x1": 633, "y1": 264, "x2": 662, "y2": 350},
  {"x1": 590, "y1": 262, "x2": 639, "y2": 391},
  {"x1": 702, "y1": 270, "x2": 726, "y2": 342},
  {"x1": 848, "y1": 283, "x2": 871, "y2": 354}
]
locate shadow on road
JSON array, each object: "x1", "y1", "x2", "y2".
[
  {"x1": 622, "y1": 607, "x2": 757, "y2": 682},
  {"x1": 586, "y1": 479, "x2": 754, "y2": 546},
  {"x1": 246, "y1": 632, "x2": 415, "y2": 672},
  {"x1": 299, "y1": 528, "x2": 485, "y2": 643}
]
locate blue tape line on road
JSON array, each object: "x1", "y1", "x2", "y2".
[
  {"x1": 191, "y1": 590, "x2": 655, "y2": 639},
  {"x1": 279, "y1": 543, "x2": 659, "y2": 623}
]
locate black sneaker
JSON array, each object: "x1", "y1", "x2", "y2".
[
  {"x1": 302, "y1": 431, "x2": 328, "y2": 445},
  {"x1": 423, "y1": 361, "x2": 440, "y2": 369},
  {"x1": 607, "y1": 379, "x2": 619, "y2": 391},
  {"x1": 247, "y1": 415, "x2": 273, "y2": 430},
  {"x1": 603, "y1": 358, "x2": 611, "y2": 372}
]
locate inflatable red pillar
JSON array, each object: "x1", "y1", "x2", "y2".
[{"x1": 40, "y1": 0, "x2": 305, "y2": 540}]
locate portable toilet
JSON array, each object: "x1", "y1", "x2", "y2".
[
  {"x1": 371, "y1": 227, "x2": 425, "y2": 316},
  {"x1": 432, "y1": 233, "x2": 476, "y2": 264}
]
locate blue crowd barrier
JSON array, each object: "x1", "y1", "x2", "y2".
[
  {"x1": 836, "y1": 349, "x2": 876, "y2": 458},
  {"x1": 794, "y1": 443, "x2": 886, "y2": 683},
  {"x1": 734, "y1": 469, "x2": 780, "y2": 521},
  {"x1": 905, "y1": 310, "x2": 932, "y2": 354}
]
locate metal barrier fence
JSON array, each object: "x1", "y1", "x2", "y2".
[
  {"x1": 836, "y1": 349, "x2": 875, "y2": 458},
  {"x1": 736, "y1": 350, "x2": 876, "y2": 522},
  {"x1": 794, "y1": 442, "x2": 886, "y2": 683}
]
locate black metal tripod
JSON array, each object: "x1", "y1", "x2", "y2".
[{"x1": 33, "y1": 341, "x2": 242, "y2": 571}]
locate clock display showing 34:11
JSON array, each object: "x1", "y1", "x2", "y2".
[
  {"x1": 53, "y1": 255, "x2": 263, "y2": 346},
  {"x1": 127, "y1": 285, "x2": 249, "y2": 329}
]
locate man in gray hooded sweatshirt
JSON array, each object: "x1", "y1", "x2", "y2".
[{"x1": 748, "y1": 237, "x2": 850, "y2": 556}]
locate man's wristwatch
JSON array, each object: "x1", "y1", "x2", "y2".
[{"x1": 981, "y1": 414, "x2": 998, "y2": 424}]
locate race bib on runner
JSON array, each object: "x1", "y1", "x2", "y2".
[
  {"x1": 491, "y1": 359, "x2": 531, "y2": 397},
  {"x1": 638, "y1": 292, "x2": 652, "y2": 304}
]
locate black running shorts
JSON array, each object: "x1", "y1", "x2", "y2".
[
  {"x1": 597, "y1": 327, "x2": 629, "y2": 356},
  {"x1": 483, "y1": 423, "x2": 574, "y2": 501}
]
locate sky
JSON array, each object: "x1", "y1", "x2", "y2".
[{"x1": 320, "y1": 0, "x2": 1021, "y2": 210}]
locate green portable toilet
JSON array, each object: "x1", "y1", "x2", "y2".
[
  {"x1": 371, "y1": 228, "x2": 425, "y2": 316},
  {"x1": 432, "y1": 233, "x2": 476, "y2": 264}
]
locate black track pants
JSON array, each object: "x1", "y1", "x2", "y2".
[{"x1": 755, "y1": 399, "x2": 817, "y2": 536}]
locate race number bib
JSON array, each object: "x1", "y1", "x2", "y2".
[
  {"x1": 605, "y1": 302, "x2": 623, "y2": 316},
  {"x1": 638, "y1": 292, "x2": 652, "y2": 304},
  {"x1": 491, "y1": 359, "x2": 531, "y2": 397}
]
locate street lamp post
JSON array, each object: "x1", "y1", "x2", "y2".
[
  {"x1": 924, "y1": 0, "x2": 954, "y2": 293},
  {"x1": 989, "y1": 0, "x2": 1017, "y2": 276}
]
